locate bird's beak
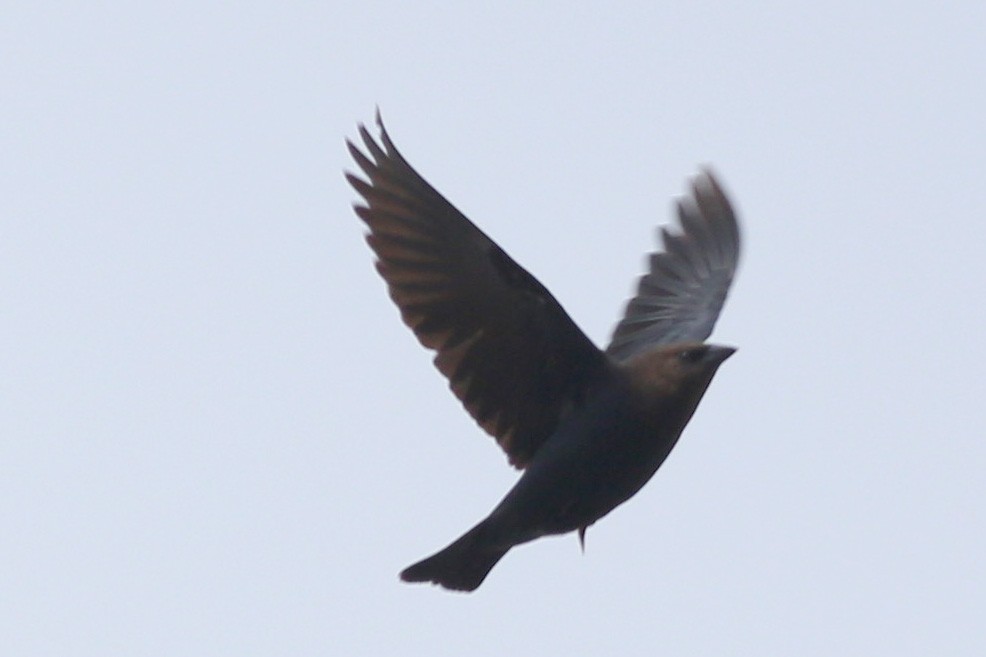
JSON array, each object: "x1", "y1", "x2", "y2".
[{"x1": 705, "y1": 345, "x2": 737, "y2": 364}]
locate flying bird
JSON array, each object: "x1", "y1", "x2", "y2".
[{"x1": 346, "y1": 114, "x2": 741, "y2": 592}]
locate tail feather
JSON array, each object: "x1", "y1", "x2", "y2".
[{"x1": 400, "y1": 523, "x2": 509, "y2": 592}]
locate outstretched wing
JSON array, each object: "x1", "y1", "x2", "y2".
[
  {"x1": 607, "y1": 170, "x2": 740, "y2": 361},
  {"x1": 347, "y1": 114, "x2": 608, "y2": 468}
]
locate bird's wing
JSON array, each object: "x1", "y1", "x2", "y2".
[
  {"x1": 347, "y1": 115, "x2": 608, "y2": 469},
  {"x1": 606, "y1": 170, "x2": 740, "y2": 361}
]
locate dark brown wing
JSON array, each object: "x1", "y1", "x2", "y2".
[
  {"x1": 606, "y1": 170, "x2": 740, "y2": 361},
  {"x1": 346, "y1": 114, "x2": 607, "y2": 468}
]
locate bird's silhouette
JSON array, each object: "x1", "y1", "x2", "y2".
[{"x1": 346, "y1": 113, "x2": 741, "y2": 591}]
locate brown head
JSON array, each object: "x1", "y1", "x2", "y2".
[{"x1": 619, "y1": 343, "x2": 736, "y2": 424}]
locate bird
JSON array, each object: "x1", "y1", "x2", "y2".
[{"x1": 346, "y1": 112, "x2": 741, "y2": 592}]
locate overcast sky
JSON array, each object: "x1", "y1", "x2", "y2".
[{"x1": 3, "y1": 2, "x2": 986, "y2": 655}]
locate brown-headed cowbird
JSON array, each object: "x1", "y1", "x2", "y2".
[{"x1": 346, "y1": 114, "x2": 740, "y2": 592}]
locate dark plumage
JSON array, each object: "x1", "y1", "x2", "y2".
[{"x1": 346, "y1": 113, "x2": 741, "y2": 592}]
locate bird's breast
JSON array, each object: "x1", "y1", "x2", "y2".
[{"x1": 488, "y1": 377, "x2": 686, "y2": 536}]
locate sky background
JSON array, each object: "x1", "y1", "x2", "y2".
[{"x1": 3, "y1": 2, "x2": 986, "y2": 655}]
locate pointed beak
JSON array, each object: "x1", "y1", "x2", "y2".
[{"x1": 706, "y1": 345, "x2": 737, "y2": 364}]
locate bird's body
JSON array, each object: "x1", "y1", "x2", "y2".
[
  {"x1": 346, "y1": 114, "x2": 742, "y2": 591},
  {"x1": 399, "y1": 343, "x2": 734, "y2": 590}
]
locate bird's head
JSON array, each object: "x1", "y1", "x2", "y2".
[{"x1": 621, "y1": 343, "x2": 736, "y2": 402}]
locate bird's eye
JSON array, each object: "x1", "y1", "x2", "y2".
[{"x1": 678, "y1": 347, "x2": 708, "y2": 364}]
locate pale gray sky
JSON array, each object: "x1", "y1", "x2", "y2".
[{"x1": 3, "y1": 2, "x2": 986, "y2": 655}]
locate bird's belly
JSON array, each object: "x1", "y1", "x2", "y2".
[{"x1": 485, "y1": 407, "x2": 679, "y2": 543}]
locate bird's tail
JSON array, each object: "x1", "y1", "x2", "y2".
[{"x1": 400, "y1": 522, "x2": 509, "y2": 592}]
